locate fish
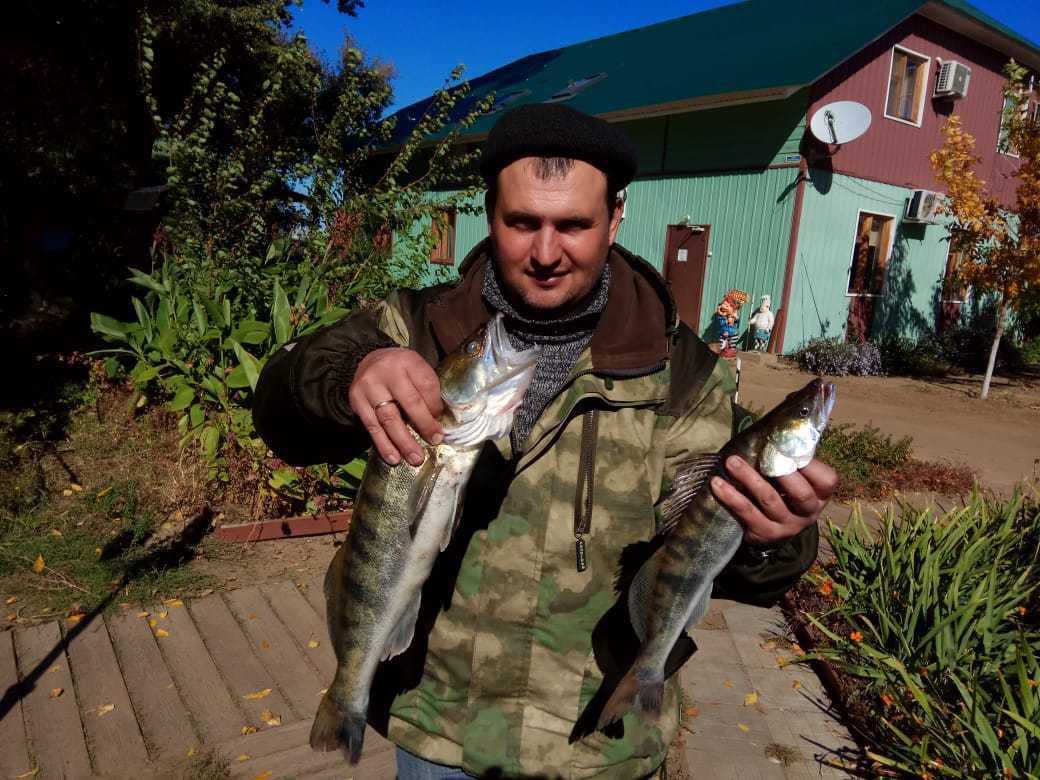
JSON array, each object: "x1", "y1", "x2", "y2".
[
  {"x1": 596, "y1": 378, "x2": 836, "y2": 729},
  {"x1": 309, "y1": 313, "x2": 539, "y2": 763}
]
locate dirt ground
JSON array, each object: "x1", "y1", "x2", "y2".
[{"x1": 735, "y1": 353, "x2": 1040, "y2": 497}]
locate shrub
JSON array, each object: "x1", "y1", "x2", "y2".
[
  {"x1": 801, "y1": 493, "x2": 1040, "y2": 778},
  {"x1": 790, "y1": 337, "x2": 884, "y2": 377},
  {"x1": 873, "y1": 334, "x2": 951, "y2": 378}
]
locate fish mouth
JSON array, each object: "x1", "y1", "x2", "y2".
[
  {"x1": 484, "y1": 314, "x2": 539, "y2": 391},
  {"x1": 812, "y1": 381, "x2": 837, "y2": 431}
]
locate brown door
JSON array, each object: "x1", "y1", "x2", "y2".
[
  {"x1": 663, "y1": 225, "x2": 710, "y2": 332},
  {"x1": 845, "y1": 212, "x2": 893, "y2": 342}
]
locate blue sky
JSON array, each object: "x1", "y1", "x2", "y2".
[{"x1": 291, "y1": 0, "x2": 1040, "y2": 114}]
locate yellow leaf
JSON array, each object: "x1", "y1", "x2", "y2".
[
  {"x1": 6, "y1": 613, "x2": 17, "y2": 621},
  {"x1": 15, "y1": 768, "x2": 40, "y2": 778},
  {"x1": 186, "y1": 747, "x2": 196, "y2": 758},
  {"x1": 722, "y1": 679, "x2": 733, "y2": 688},
  {"x1": 148, "y1": 619, "x2": 158, "y2": 627},
  {"x1": 776, "y1": 655, "x2": 788, "y2": 668},
  {"x1": 32, "y1": 555, "x2": 45, "y2": 575},
  {"x1": 318, "y1": 688, "x2": 328, "y2": 696},
  {"x1": 96, "y1": 486, "x2": 112, "y2": 498},
  {"x1": 744, "y1": 691, "x2": 758, "y2": 706},
  {"x1": 241, "y1": 725, "x2": 257, "y2": 735},
  {"x1": 62, "y1": 489, "x2": 73, "y2": 497},
  {"x1": 307, "y1": 640, "x2": 320, "y2": 649},
  {"x1": 69, "y1": 484, "x2": 83, "y2": 493},
  {"x1": 159, "y1": 611, "x2": 168, "y2": 619},
  {"x1": 737, "y1": 723, "x2": 750, "y2": 732},
  {"x1": 259, "y1": 640, "x2": 270, "y2": 650},
  {"x1": 137, "y1": 611, "x2": 150, "y2": 619},
  {"x1": 684, "y1": 705, "x2": 700, "y2": 717},
  {"x1": 792, "y1": 680, "x2": 802, "y2": 690},
  {"x1": 155, "y1": 628, "x2": 169, "y2": 638},
  {"x1": 252, "y1": 772, "x2": 273, "y2": 780},
  {"x1": 49, "y1": 529, "x2": 63, "y2": 538},
  {"x1": 243, "y1": 688, "x2": 272, "y2": 701},
  {"x1": 6, "y1": 596, "x2": 18, "y2": 605},
  {"x1": 236, "y1": 754, "x2": 251, "y2": 762},
  {"x1": 163, "y1": 598, "x2": 184, "y2": 608},
  {"x1": 67, "y1": 613, "x2": 85, "y2": 625},
  {"x1": 49, "y1": 688, "x2": 63, "y2": 699},
  {"x1": 260, "y1": 708, "x2": 282, "y2": 727},
  {"x1": 95, "y1": 704, "x2": 115, "y2": 717},
  {"x1": 94, "y1": 547, "x2": 102, "y2": 557}
]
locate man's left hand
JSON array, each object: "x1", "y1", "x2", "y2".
[{"x1": 710, "y1": 456, "x2": 839, "y2": 547}]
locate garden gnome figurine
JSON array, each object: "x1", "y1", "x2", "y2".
[
  {"x1": 748, "y1": 294, "x2": 775, "y2": 352},
  {"x1": 714, "y1": 288, "x2": 748, "y2": 358}
]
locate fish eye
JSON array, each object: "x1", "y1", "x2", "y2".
[
  {"x1": 799, "y1": 405, "x2": 811, "y2": 417},
  {"x1": 464, "y1": 340, "x2": 480, "y2": 355}
]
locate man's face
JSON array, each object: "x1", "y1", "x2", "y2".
[{"x1": 488, "y1": 158, "x2": 622, "y2": 317}]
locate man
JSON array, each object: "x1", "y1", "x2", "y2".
[{"x1": 253, "y1": 104, "x2": 837, "y2": 779}]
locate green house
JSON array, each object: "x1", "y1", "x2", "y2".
[{"x1": 394, "y1": 0, "x2": 1040, "y2": 351}]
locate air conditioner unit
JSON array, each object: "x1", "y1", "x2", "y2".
[
  {"x1": 905, "y1": 189, "x2": 943, "y2": 223},
  {"x1": 934, "y1": 61, "x2": 971, "y2": 99}
]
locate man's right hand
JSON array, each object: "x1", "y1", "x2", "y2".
[{"x1": 349, "y1": 347, "x2": 444, "y2": 467}]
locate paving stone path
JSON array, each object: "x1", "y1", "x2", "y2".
[{"x1": 0, "y1": 581, "x2": 856, "y2": 779}]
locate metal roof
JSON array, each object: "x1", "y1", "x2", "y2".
[{"x1": 389, "y1": 0, "x2": 1040, "y2": 144}]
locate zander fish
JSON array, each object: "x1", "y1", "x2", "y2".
[
  {"x1": 597, "y1": 378, "x2": 836, "y2": 729},
  {"x1": 310, "y1": 314, "x2": 539, "y2": 763}
]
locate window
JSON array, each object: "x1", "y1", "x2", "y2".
[
  {"x1": 997, "y1": 92, "x2": 1029, "y2": 156},
  {"x1": 848, "y1": 212, "x2": 894, "y2": 296},
  {"x1": 545, "y1": 73, "x2": 607, "y2": 103},
  {"x1": 430, "y1": 209, "x2": 455, "y2": 265},
  {"x1": 941, "y1": 247, "x2": 970, "y2": 303},
  {"x1": 885, "y1": 46, "x2": 930, "y2": 126}
]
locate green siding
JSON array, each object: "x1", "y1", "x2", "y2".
[{"x1": 785, "y1": 171, "x2": 953, "y2": 350}]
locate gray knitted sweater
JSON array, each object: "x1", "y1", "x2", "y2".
[{"x1": 482, "y1": 261, "x2": 611, "y2": 445}]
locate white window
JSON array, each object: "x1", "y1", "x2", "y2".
[{"x1": 884, "y1": 46, "x2": 930, "y2": 126}]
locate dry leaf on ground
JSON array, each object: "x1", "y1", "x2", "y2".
[
  {"x1": 5, "y1": 597, "x2": 17, "y2": 605},
  {"x1": 163, "y1": 598, "x2": 184, "y2": 607},
  {"x1": 49, "y1": 688, "x2": 63, "y2": 699},
  {"x1": 744, "y1": 691, "x2": 759, "y2": 706},
  {"x1": 307, "y1": 640, "x2": 320, "y2": 648},
  {"x1": 155, "y1": 628, "x2": 169, "y2": 638},
  {"x1": 14, "y1": 768, "x2": 40, "y2": 778},
  {"x1": 136, "y1": 611, "x2": 149, "y2": 618},
  {"x1": 243, "y1": 688, "x2": 272, "y2": 701},
  {"x1": 241, "y1": 725, "x2": 257, "y2": 735},
  {"x1": 32, "y1": 555, "x2": 45, "y2": 574},
  {"x1": 236, "y1": 754, "x2": 250, "y2": 762},
  {"x1": 158, "y1": 611, "x2": 168, "y2": 619},
  {"x1": 260, "y1": 708, "x2": 282, "y2": 727},
  {"x1": 259, "y1": 640, "x2": 270, "y2": 650},
  {"x1": 737, "y1": 723, "x2": 750, "y2": 732},
  {"x1": 252, "y1": 772, "x2": 273, "y2": 780},
  {"x1": 148, "y1": 619, "x2": 158, "y2": 627},
  {"x1": 67, "y1": 613, "x2": 85, "y2": 624},
  {"x1": 95, "y1": 704, "x2": 115, "y2": 716}
]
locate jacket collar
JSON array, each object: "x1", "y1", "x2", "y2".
[{"x1": 427, "y1": 238, "x2": 677, "y2": 375}]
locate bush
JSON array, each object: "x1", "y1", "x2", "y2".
[
  {"x1": 802, "y1": 493, "x2": 1040, "y2": 778},
  {"x1": 790, "y1": 337, "x2": 884, "y2": 377},
  {"x1": 873, "y1": 334, "x2": 951, "y2": 378}
]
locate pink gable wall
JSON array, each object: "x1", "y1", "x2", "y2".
[{"x1": 808, "y1": 13, "x2": 1033, "y2": 204}]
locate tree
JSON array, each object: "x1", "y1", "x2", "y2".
[{"x1": 930, "y1": 61, "x2": 1040, "y2": 399}]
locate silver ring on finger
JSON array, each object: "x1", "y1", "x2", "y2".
[{"x1": 373, "y1": 399, "x2": 397, "y2": 412}]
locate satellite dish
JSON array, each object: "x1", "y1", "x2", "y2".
[{"x1": 809, "y1": 101, "x2": 872, "y2": 146}]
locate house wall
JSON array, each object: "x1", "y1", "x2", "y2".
[
  {"x1": 785, "y1": 170, "x2": 954, "y2": 350},
  {"x1": 808, "y1": 12, "x2": 1029, "y2": 203}
]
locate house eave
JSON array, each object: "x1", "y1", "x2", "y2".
[{"x1": 920, "y1": 1, "x2": 1040, "y2": 72}]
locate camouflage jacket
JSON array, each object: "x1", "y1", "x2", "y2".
[{"x1": 253, "y1": 240, "x2": 818, "y2": 779}]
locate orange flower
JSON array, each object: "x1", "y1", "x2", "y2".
[
  {"x1": 849, "y1": 630, "x2": 863, "y2": 642},
  {"x1": 1017, "y1": 606, "x2": 1027, "y2": 616},
  {"x1": 819, "y1": 578, "x2": 833, "y2": 596},
  {"x1": 881, "y1": 694, "x2": 895, "y2": 707}
]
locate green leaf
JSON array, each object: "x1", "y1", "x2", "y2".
[
  {"x1": 192, "y1": 300, "x2": 208, "y2": 336},
  {"x1": 272, "y1": 280, "x2": 291, "y2": 345},
  {"x1": 230, "y1": 319, "x2": 270, "y2": 346},
  {"x1": 127, "y1": 267, "x2": 165, "y2": 295},
  {"x1": 200, "y1": 425, "x2": 220, "y2": 461},
  {"x1": 132, "y1": 297, "x2": 154, "y2": 343},
  {"x1": 189, "y1": 403, "x2": 205, "y2": 430},
  {"x1": 229, "y1": 339, "x2": 262, "y2": 392},
  {"x1": 90, "y1": 313, "x2": 131, "y2": 342},
  {"x1": 167, "y1": 384, "x2": 195, "y2": 412}
]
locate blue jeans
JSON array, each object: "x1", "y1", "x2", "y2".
[
  {"x1": 395, "y1": 747, "x2": 663, "y2": 779},
  {"x1": 396, "y1": 747, "x2": 476, "y2": 779}
]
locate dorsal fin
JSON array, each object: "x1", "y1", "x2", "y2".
[{"x1": 656, "y1": 453, "x2": 719, "y2": 535}]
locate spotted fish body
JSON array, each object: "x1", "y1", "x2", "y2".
[
  {"x1": 597, "y1": 379, "x2": 836, "y2": 729},
  {"x1": 310, "y1": 315, "x2": 539, "y2": 763}
]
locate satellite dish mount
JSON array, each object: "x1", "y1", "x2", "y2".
[{"x1": 809, "y1": 101, "x2": 872, "y2": 148}]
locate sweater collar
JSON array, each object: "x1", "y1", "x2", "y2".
[{"x1": 426, "y1": 238, "x2": 677, "y2": 375}]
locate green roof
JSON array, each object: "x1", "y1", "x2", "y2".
[{"x1": 391, "y1": 0, "x2": 1040, "y2": 142}]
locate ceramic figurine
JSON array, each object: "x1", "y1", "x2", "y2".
[
  {"x1": 714, "y1": 289, "x2": 748, "y2": 358},
  {"x1": 748, "y1": 294, "x2": 775, "y2": 352}
]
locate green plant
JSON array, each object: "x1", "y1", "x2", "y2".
[
  {"x1": 803, "y1": 493, "x2": 1040, "y2": 777},
  {"x1": 874, "y1": 334, "x2": 952, "y2": 378},
  {"x1": 789, "y1": 337, "x2": 884, "y2": 376}
]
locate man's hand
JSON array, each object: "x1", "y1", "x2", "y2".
[
  {"x1": 710, "y1": 456, "x2": 839, "y2": 547},
  {"x1": 349, "y1": 347, "x2": 444, "y2": 467}
]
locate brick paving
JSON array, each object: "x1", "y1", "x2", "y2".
[{"x1": 0, "y1": 582, "x2": 857, "y2": 778}]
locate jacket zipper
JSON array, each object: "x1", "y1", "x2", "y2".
[{"x1": 573, "y1": 409, "x2": 598, "y2": 572}]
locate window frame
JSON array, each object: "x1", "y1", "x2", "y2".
[
  {"x1": 429, "y1": 208, "x2": 456, "y2": 266},
  {"x1": 845, "y1": 209, "x2": 897, "y2": 298},
  {"x1": 997, "y1": 91, "x2": 1029, "y2": 157},
  {"x1": 883, "y1": 45, "x2": 931, "y2": 128},
  {"x1": 941, "y1": 246, "x2": 971, "y2": 304}
]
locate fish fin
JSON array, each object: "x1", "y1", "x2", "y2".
[
  {"x1": 656, "y1": 454, "x2": 719, "y2": 534},
  {"x1": 382, "y1": 595, "x2": 422, "y2": 661},
  {"x1": 310, "y1": 693, "x2": 366, "y2": 764},
  {"x1": 759, "y1": 441, "x2": 799, "y2": 477},
  {"x1": 627, "y1": 556, "x2": 659, "y2": 643},
  {"x1": 408, "y1": 450, "x2": 441, "y2": 539},
  {"x1": 663, "y1": 632, "x2": 697, "y2": 681},
  {"x1": 596, "y1": 666, "x2": 640, "y2": 730}
]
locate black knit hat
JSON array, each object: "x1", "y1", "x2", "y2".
[{"x1": 480, "y1": 104, "x2": 639, "y2": 192}]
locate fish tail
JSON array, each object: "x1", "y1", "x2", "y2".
[
  {"x1": 597, "y1": 665, "x2": 666, "y2": 730},
  {"x1": 639, "y1": 678, "x2": 664, "y2": 719},
  {"x1": 309, "y1": 692, "x2": 366, "y2": 764}
]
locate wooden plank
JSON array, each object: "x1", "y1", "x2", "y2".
[
  {"x1": 260, "y1": 581, "x2": 337, "y2": 680},
  {"x1": 152, "y1": 601, "x2": 246, "y2": 744},
  {"x1": 215, "y1": 511, "x2": 351, "y2": 542},
  {"x1": 301, "y1": 576, "x2": 328, "y2": 620},
  {"x1": 0, "y1": 631, "x2": 35, "y2": 779},
  {"x1": 14, "y1": 622, "x2": 92, "y2": 779},
  {"x1": 229, "y1": 741, "x2": 351, "y2": 779},
  {"x1": 187, "y1": 593, "x2": 294, "y2": 728},
  {"x1": 106, "y1": 609, "x2": 198, "y2": 763},
  {"x1": 223, "y1": 587, "x2": 326, "y2": 721},
  {"x1": 63, "y1": 616, "x2": 150, "y2": 776}
]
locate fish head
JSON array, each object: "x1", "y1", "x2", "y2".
[
  {"x1": 437, "y1": 314, "x2": 539, "y2": 446},
  {"x1": 757, "y1": 378, "x2": 836, "y2": 478}
]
